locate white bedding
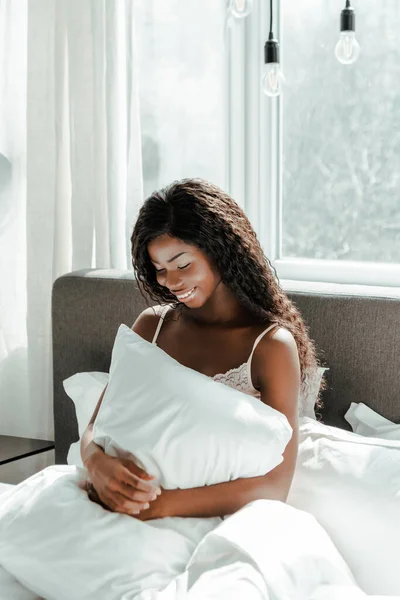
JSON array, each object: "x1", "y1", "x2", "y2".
[
  {"x1": 0, "y1": 565, "x2": 42, "y2": 599},
  {"x1": 2, "y1": 399, "x2": 400, "y2": 599},
  {"x1": 1, "y1": 466, "x2": 396, "y2": 600},
  {"x1": 0, "y1": 485, "x2": 41, "y2": 599},
  {"x1": 0, "y1": 481, "x2": 14, "y2": 496},
  {"x1": 345, "y1": 402, "x2": 400, "y2": 441},
  {"x1": 1, "y1": 571, "x2": 395, "y2": 600}
]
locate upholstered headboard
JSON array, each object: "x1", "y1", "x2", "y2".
[{"x1": 52, "y1": 269, "x2": 400, "y2": 464}]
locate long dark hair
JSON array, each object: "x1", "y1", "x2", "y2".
[{"x1": 131, "y1": 178, "x2": 320, "y2": 397}]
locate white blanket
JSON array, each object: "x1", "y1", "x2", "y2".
[
  {"x1": 0, "y1": 466, "x2": 393, "y2": 600},
  {"x1": 0, "y1": 565, "x2": 42, "y2": 599}
]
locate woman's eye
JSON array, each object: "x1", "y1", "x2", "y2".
[
  {"x1": 155, "y1": 268, "x2": 166, "y2": 275},
  {"x1": 178, "y1": 263, "x2": 191, "y2": 270}
]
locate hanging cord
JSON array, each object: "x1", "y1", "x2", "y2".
[{"x1": 269, "y1": 0, "x2": 274, "y2": 39}]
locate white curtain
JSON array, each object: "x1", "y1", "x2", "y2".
[{"x1": 0, "y1": 0, "x2": 143, "y2": 465}]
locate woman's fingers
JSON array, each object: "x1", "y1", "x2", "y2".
[
  {"x1": 105, "y1": 491, "x2": 149, "y2": 515},
  {"x1": 118, "y1": 467, "x2": 161, "y2": 495},
  {"x1": 114, "y1": 458, "x2": 161, "y2": 493},
  {"x1": 87, "y1": 456, "x2": 161, "y2": 516},
  {"x1": 88, "y1": 483, "x2": 157, "y2": 516},
  {"x1": 123, "y1": 460, "x2": 154, "y2": 481},
  {"x1": 117, "y1": 481, "x2": 159, "y2": 503}
]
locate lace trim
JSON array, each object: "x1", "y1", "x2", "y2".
[
  {"x1": 213, "y1": 363, "x2": 315, "y2": 418},
  {"x1": 213, "y1": 362, "x2": 258, "y2": 395}
]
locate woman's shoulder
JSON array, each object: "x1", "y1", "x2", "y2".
[
  {"x1": 130, "y1": 305, "x2": 174, "y2": 343},
  {"x1": 251, "y1": 325, "x2": 300, "y2": 386},
  {"x1": 253, "y1": 325, "x2": 298, "y2": 360}
]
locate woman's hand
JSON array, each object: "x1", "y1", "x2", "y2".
[
  {"x1": 86, "y1": 452, "x2": 161, "y2": 516},
  {"x1": 133, "y1": 487, "x2": 170, "y2": 521}
]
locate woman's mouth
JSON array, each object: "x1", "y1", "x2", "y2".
[{"x1": 176, "y1": 287, "x2": 197, "y2": 302}]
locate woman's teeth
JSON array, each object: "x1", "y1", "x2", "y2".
[{"x1": 177, "y1": 287, "x2": 195, "y2": 300}]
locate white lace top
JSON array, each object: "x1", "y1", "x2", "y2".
[{"x1": 152, "y1": 306, "x2": 279, "y2": 398}]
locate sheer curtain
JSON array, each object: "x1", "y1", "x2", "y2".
[{"x1": 0, "y1": 0, "x2": 143, "y2": 481}]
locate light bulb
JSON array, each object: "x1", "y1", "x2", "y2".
[
  {"x1": 335, "y1": 31, "x2": 360, "y2": 64},
  {"x1": 228, "y1": 0, "x2": 253, "y2": 19},
  {"x1": 262, "y1": 63, "x2": 283, "y2": 97},
  {"x1": 335, "y1": 2, "x2": 360, "y2": 65},
  {"x1": 262, "y1": 34, "x2": 283, "y2": 97}
]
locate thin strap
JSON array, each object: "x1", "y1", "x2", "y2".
[
  {"x1": 152, "y1": 306, "x2": 170, "y2": 344},
  {"x1": 247, "y1": 322, "x2": 280, "y2": 391},
  {"x1": 248, "y1": 322, "x2": 280, "y2": 363}
]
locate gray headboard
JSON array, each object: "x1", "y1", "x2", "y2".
[{"x1": 52, "y1": 269, "x2": 400, "y2": 464}]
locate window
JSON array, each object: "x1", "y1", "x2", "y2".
[
  {"x1": 136, "y1": 0, "x2": 227, "y2": 199},
  {"x1": 278, "y1": 0, "x2": 400, "y2": 284},
  {"x1": 136, "y1": 1, "x2": 400, "y2": 286}
]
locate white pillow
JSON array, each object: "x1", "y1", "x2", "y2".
[
  {"x1": 63, "y1": 371, "x2": 109, "y2": 466},
  {"x1": 92, "y1": 324, "x2": 292, "y2": 489},
  {"x1": 287, "y1": 418, "x2": 400, "y2": 596},
  {"x1": 345, "y1": 402, "x2": 400, "y2": 441},
  {"x1": 63, "y1": 371, "x2": 109, "y2": 437},
  {"x1": 63, "y1": 335, "x2": 324, "y2": 466}
]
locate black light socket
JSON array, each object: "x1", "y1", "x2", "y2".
[
  {"x1": 264, "y1": 33, "x2": 280, "y2": 64},
  {"x1": 340, "y1": 1, "x2": 355, "y2": 32}
]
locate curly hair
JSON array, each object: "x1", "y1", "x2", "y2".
[{"x1": 131, "y1": 178, "x2": 322, "y2": 402}]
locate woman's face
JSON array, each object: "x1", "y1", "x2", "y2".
[{"x1": 147, "y1": 234, "x2": 221, "y2": 308}]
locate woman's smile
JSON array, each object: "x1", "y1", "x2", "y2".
[{"x1": 175, "y1": 287, "x2": 197, "y2": 302}]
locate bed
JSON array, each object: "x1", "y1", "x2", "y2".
[
  {"x1": 0, "y1": 269, "x2": 399, "y2": 600},
  {"x1": 52, "y1": 269, "x2": 400, "y2": 460}
]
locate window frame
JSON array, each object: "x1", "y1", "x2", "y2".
[{"x1": 228, "y1": 0, "x2": 400, "y2": 288}]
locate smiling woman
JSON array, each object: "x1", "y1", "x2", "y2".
[
  {"x1": 130, "y1": 178, "x2": 318, "y2": 386},
  {"x1": 148, "y1": 235, "x2": 221, "y2": 307},
  {"x1": 78, "y1": 177, "x2": 323, "y2": 521}
]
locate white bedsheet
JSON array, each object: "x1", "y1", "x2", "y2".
[
  {"x1": 1, "y1": 467, "x2": 397, "y2": 600},
  {"x1": 0, "y1": 481, "x2": 14, "y2": 497}
]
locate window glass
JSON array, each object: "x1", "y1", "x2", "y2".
[
  {"x1": 281, "y1": 0, "x2": 400, "y2": 262},
  {"x1": 136, "y1": 0, "x2": 226, "y2": 198}
]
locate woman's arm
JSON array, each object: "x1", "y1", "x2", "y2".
[
  {"x1": 80, "y1": 385, "x2": 108, "y2": 469},
  {"x1": 138, "y1": 327, "x2": 301, "y2": 520}
]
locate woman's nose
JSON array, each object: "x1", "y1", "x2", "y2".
[{"x1": 166, "y1": 271, "x2": 184, "y2": 292}]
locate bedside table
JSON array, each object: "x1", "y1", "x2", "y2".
[{"x1": 0, "y1": 435, "x2": 55, "y2": 466}]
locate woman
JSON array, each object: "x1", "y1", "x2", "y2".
[{"x1": 81, "y1": 178, "x2": 319, "y2": 521}]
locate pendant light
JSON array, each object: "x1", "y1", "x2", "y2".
[
  {"x1": 262, "y1": 0, "x2": 284, "y2": 97},
  {"x1": 335, "y1": 0, "x2": 360, "y2": 65}
]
